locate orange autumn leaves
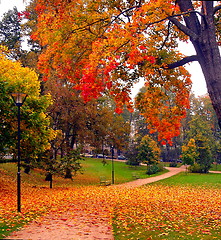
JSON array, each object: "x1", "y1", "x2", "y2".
[
  {"x1": 34, "y1": 0, "x2": 192, "y2": 144},
  {"x1": 136, "y1": 66, "x2": 191, "y2": 145},
  {"x1": 1, "y1": 169, "x2": 221, "y2": 239},
  {"x1": 113, "y1": 185, "x2": 221, "y2": 239}
]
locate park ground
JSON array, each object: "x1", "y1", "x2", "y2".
[{"x1": 1, "y1": 161, "x2": 221, "y2": 240}]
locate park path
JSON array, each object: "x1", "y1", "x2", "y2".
[
  {"x1": 116, "y1": 165, "x2": 187, "y2": 188},
  {"x1": 5, "y1": 166, "x2": 187, "y2": 240}
]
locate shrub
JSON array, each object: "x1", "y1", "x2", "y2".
[
  {"x1": 157, "y1": 163, "x2": 164, "y2": 172},
  {"x1": 169, "y1": 162, "x2": 178, "y2": 167},
  {"x1": 189, "y1": 163, "x2": 203, "y2": 173},
  {"x1": 126, "y1": 158, "x2": 140, "y2": 166},
  {"x1": 146, "y1": 163, "x2": 163, "y2": 175}
]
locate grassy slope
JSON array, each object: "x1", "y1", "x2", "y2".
[{"x1": 0, "y1": 158, "x2": 168, "y2": 187}]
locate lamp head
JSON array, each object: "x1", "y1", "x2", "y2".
[{"x1": 11, "y1": 93, "x2": 27, "y2": 106}]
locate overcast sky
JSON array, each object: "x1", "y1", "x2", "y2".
[
  {"x1": 0, "y1": 0, "x2": 207, "y2": 97},
  {"x1": 0, "y1": 0, "x2": 30, "y2": 17}
]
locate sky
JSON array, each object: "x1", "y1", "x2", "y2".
[
  {"x1": 0, "y1": 0, "x2": 208, "y2": 97},
  {"x1": 0, "y1": 0, "x2": 30, "y2": 16}
]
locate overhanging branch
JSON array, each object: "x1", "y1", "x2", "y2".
[
  {"x1": 165, "y1": 55, "x2": 198, "y2": 69},
  {"x1": 214, "y1": 5, "x2": 221, "y2": 15}
]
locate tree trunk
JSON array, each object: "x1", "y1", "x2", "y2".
[
  {"x1": 193, "y1": 4, "x2": 221, "y2": 128},
  {"x1": 178, "y1": 0, "x2": 221, "y2": 128}
]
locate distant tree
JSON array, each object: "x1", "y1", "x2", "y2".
[
  {"x1": 185, "y1": 96, "x2": 216, "y2": 173},
  {"x1": 0, "y1": 3, "x2": 42, "y2": 71},
  {"x1": 59, "y1": 149, "x2": 84, "y2": 180},
  {"x1": 21, "y1": 0, "x2": 43, "y2": 70},
  {"x1": 38, "y1": 148, "x2": 84, "y2": 188},
  {"x1": 125, "y1": 142, "x2": 141, "y2": 166},
  {"x1": 38, "y1": 150, "x2": 59, "y2": 188},
  {"x1": 181, "y1": 138, "x2": 199, "y2": 166},
  {"x1": 137, "y1": 135, "x2": 161, "y2": 174},
  {"x1": 0, "y1": 7, "x2": 26, "y2": 60},
  {"x1": 44, "y1": 78, "x2": 130, "y2": 158}
]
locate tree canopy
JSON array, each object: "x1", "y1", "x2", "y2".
[
  {"x1": 31, "y1": 0, "x2": 221, "y2": 145},
  {"x1": 0, "y1": 45, "x2": 56, "y2": 161}
]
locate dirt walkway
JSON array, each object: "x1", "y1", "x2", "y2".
[
  {"x1": 116, "y1": 165, "x2": 187, "y2": 188},
  {"x1": 4, "y1": 166, "x2": 187, "y2": 240}
]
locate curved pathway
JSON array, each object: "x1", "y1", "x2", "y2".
[
  {"x1": 116, "y1": 165, "x2": 187, "y2": 188},
  {"x1": 4, "y1": 166, "x2": 192, "y2": 240}
]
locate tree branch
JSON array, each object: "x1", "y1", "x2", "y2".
[
  {"x1": 142, "y1": 10, "x2": 203, "y2": 41},
  {"x1": 159, "y1": 21, "x2": 172, "y2": 50},
  {"x1": 110, "y1": 6, "x2": 139, "y2": 25},
  {"x1": 168, "y1": 16, "x2": 198, "y2": 40},
  {"x1": 214, "y1": 5, "x2": 221, "y2": 15},
  {"x1": 165, "y1": 55, "x2": 198, "y2": 69}
]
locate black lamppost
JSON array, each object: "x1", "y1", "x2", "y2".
[
  {"x1": 11, "y1": 93, "x2": 27, "y2": 212},
  {"x1": 111, "y1": 145, "x2": 114, "y2": 184}
]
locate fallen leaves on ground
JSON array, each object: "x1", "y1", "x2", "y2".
[
  {"x1": 113, "y1": 185, "x2": 221, "y2": 239},
  {"x1": 0, "y1": 168, "x2": 221, "y2": 239}
]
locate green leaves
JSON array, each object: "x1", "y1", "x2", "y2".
[{"x1": 0, "y1": 47, "x2": 56, "y2": 161}]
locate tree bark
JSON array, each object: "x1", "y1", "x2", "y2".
[{"x1": 176, "y1": 0, "x2": 221, "y2": 128}]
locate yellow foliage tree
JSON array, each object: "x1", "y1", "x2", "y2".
[
  {"x1": 181, "y1": 138, "x2": 199, "y2": 166},
  {"x1": 0, "y1": 45, "x2": 56, "y2": 162}
]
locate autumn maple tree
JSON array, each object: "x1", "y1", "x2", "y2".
[{"x1": 32, "y1": 0, "x2": 221, "y2": 144}]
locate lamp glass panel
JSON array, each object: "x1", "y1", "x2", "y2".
[{"x1": 11, "y1": 93, "x2": 27, "y2": 104}]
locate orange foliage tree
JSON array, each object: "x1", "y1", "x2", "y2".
[{"x1": 32, "y1": 0, "x2": 221, "y2": 144}]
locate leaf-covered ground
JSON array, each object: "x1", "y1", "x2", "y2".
[
  {"x1": 113, "y1": 185, "x2": 221, "y2": 239},
  {"x1": 1, "y1": 168, "x2": 221, "y2": 240}
]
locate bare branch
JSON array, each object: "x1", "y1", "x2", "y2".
[
  {"x1": 168, "y1": 16, "x2": 198, "y2": 40},
  {"x1": 143, "y1": 10, "x2": 203, "y2": 41},
  {"x1": 214, "y1": 5, "x2": 221, "y2": 15},
  {"x1": 159, "y1": 21, "x2": 172, "y2": 50},
  {"x1": 165, "y1": 55, "x2": 198, "y2": 69}
]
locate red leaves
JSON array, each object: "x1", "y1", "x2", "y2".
[
  {"x1": 143, "y1": 55, "x2": 156, "y2": 64},
  {"x1": 33, "y1": 0, "x2": 193, "y2": 143},
  {"x1": 35, "y1": 3, "x2": 46, "y2": 14},
  {"x1": 17, "y1": 11, "x2": 30, "y2": 20},
  {"x1": 136, "y1": 66, "x2": 191, "y2": 145},
  {"x1": 115, "y1": 107, "x2": 123, "y2": 114}
]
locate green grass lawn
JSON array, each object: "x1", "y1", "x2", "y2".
[
  {"x1": 210, "y1": 163, "x2": 221, "y2": 171},
  {"x1": 0, "y1": 158, "x2": 168, "y2": 187},
  {"x1": 151, "y1": 171, "x2": 221, "y2": 188}
]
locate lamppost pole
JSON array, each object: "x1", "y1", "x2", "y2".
[
  {"x1": 17, "y1": 104, "x2": 21, "y2": 212},
  {"x1": 11, "y1": 93, "x2": 27, "y2": 212},
  {"x1": 111, "y1": 145, "x2": 114, "y2": 184}
]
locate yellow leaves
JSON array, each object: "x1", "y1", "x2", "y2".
[
  {"x1": 113, "y1": 185, "x2": 221, "y2": 239},
  {"x1": 181, "y1": 138, "x2": 199, "y2": 165},
  {"x1": 0, "y1": 47, "x2": 40, "y2": 96},
  {"x1": 0, "y1": 47, "x2": 56, "y2": 157},
  {"x1": 1, "y1": 165, "x2": 221, "y2": 239},
  {"x1": 0, "y1": 45, "x2": 9, "y2": 56}
]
